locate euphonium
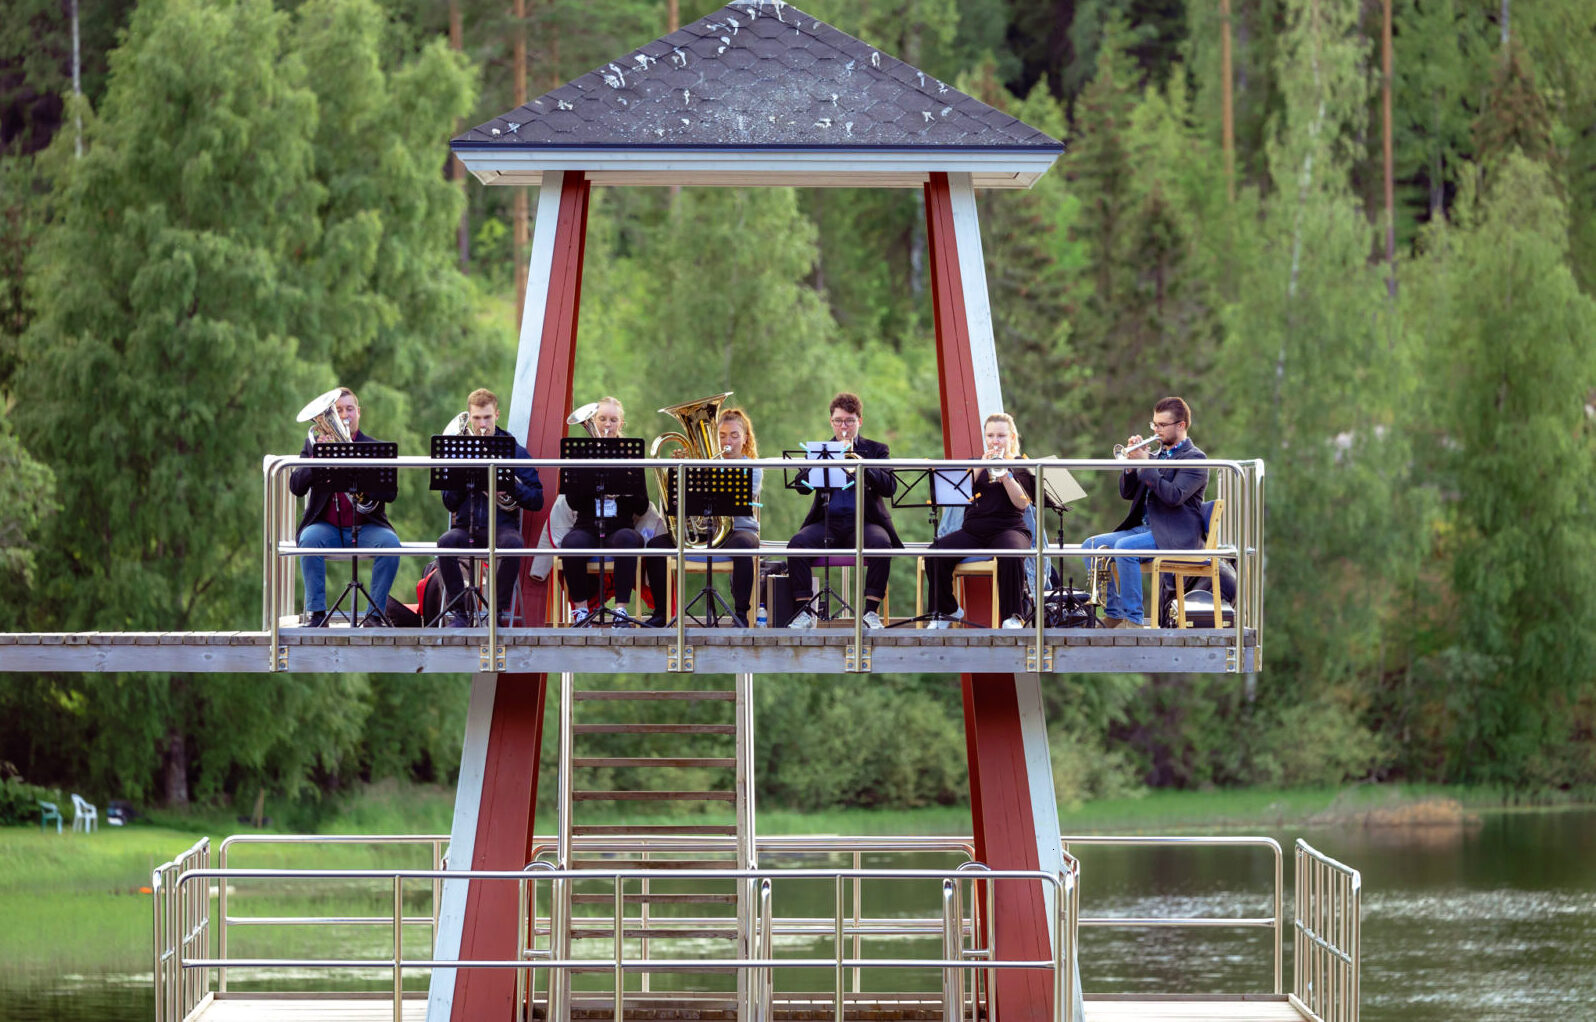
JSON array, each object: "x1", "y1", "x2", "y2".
[
  {"x1": 297, "y1": 388, "x2": 352, "y2": 446},
  {"x1": 567, "y1": 402, "x2": 604, "y2": 437},
  {"x1": 649, "y1": 391, "x2": 735, "y2": 549}
]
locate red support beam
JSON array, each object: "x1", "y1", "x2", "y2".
[
  {"x1": 927, "y1": 171, "x2": 1053, "y2": 1022},
  {"x1": 452, "y1": 172, "x2": 590, "y2": 1022}
]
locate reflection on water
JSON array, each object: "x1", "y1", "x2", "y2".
[{"x1": 2, "y1": 809, "x2": 1592, "y2": 1021}]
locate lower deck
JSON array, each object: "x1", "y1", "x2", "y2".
[
  {"x1": 0, "y1": 625, "x2": 1257, "y2": 674},
  {"x1": 187, "y1": 993, "x2": 1311, "y2": 1021}
]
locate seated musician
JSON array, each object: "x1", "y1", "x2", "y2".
[
  {"x1": 437, "y1": 388, "x2": 544, "y2": 628},
  {"x1": 1083, "y1": 396, "x2": 1207, "y2": 627},
  {"x1": 559, "y1": 396, "x2": 667, "y2": 627},
  {"x1": 657, "y1": 406, "x2": 763, "y2": 627},
  {"x1": 784, "y1": 392, "x2": 902, "y2": 629},
  {"x1": 924, "y1": 413, "x2": 1034, "y2": 629}
]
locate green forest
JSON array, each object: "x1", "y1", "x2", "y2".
[{"x1": 1, "y1": 0, "x2": 1593, "y2": 823}]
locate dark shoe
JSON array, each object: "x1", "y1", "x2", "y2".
[
  {"x1": 497, "y1": 612, "x2": 512, "y2": 629},
  {"x1": 730, "y1": 613, "x2": 749, "y2": 628},
  {"x1": 446, "y1": 611, "x2": 472, "y2": 629},
  {"x1": 359, "y1": 609, "x2": 389, "y2": 628},
  {"x1": 645, "y1": 613, "x2": 668, "y2": 629},
  {"x1": 305, "y1": 610, "x2": 328, "y2": 628}
]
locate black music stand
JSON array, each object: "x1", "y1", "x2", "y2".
[
  {"x1": 311, "y1": 441, "x2": 398, "y2": 626},
  {"x1": 780, "y1": 442, "x2": 858, "y2": 622},
  {"x1": 429, "y1": 433, "x2": 517, "y2": 626},
  {"x1": 891, "y1": 467, "x2": 976, "y2": 628},
  {"x1": 559, "y1": 436, "x2": 647, "y2": 626},
  {"x1": 663, "y1": 466, "x2": 754, "y2": 626}
]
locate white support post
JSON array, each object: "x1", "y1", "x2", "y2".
[
  {"x1": 946, "y1": 172, "x2": 1004, "y2": 419},
  {"x1": 505, "y1": 171, "x2": 569, "y2": 446}
]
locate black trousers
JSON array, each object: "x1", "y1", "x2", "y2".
[
  {"x1": 718, "y1": 530, "x2": 759, "y2": 615},
  {"x1": 925, "y1": 526, "x2": 1031, "y2": 621},
  {"x1": 786, "y1": 517, "x2": 892, "y2": 604},
  {"x1": 562, "y1": 526, "x2": 670, "y2": 609},
  {"x1": 438, "y1": 528, "x2": 524, "y2": 613}
]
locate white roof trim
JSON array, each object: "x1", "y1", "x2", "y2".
[{"x1": 451, "y1": 146, "x2": 1061, "y2": 190}]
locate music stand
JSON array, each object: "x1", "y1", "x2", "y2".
[
  {"x1": 663, "y1": 466, "x2": 754, "y2": 626},
  {"x1": 311, "y1": 441, "x2": 398, "y2": 626},
  {"x1": 559, "y1": 436, "x2": 647, "y2": 626},
  {"x1": 780, "y1": 442, "x2": 859, "y2": 622},
  {"x1": 429, "y1": 433, "x2": 517, "y2": 625},
  {"x1": 892, "y1": 467, "x2": 975, "y2": 627}
]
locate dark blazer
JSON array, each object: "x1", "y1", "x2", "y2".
[
  {"x1": 290, "y1": 432, "x2": 399, "y2": 536},
  {"x1": 1113, "y1": 440, "x2": 1208, "y2": 551},
  {"x1": 442, "y1": 426, "x2": 544, "y2": 536},
  {"x1": 798, "y1": 434, "x2": 904, "y2": 548}
]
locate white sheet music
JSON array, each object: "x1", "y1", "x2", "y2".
[
  {"x1": 931, "y1": 468, "x2": 972, "y2": 506},
  {"x1": 803, "y1": 440, "x2": 854, "y2": 490},
  {"x1": 1035, "y1": 459, "x2": 1088, "y2": 505}
]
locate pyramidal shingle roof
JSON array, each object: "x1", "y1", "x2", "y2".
[{"x1": 450, "y1": 1, "x2": 1062, "y2": 189}]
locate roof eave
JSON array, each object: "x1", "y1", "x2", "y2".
[{"x1": 449, "y1": 145, "x2": 1064, "y2": 190}]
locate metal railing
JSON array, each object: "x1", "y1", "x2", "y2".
[
  {"x1": 1293, "y1": 840, "x2": 1361, "y2": 1022},
  {"x1": 168, "y1": 863, "x2": 1075, "y2": 1022},
  {"x1": 152, "y1": 838, "x2": 211, "y2": 1022},
  {"x1": 262, "y1": 453, "x2": 1265, "y2": 673}
]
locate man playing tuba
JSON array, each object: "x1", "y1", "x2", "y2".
[
  {"x1": 437, "y1": 388, "x2": 544, "y2": 628},
  {"x1": 289, "y1": 387, "x2": 402, "y2": 627}
]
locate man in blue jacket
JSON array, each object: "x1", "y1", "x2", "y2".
[
  {"x1": 1084, "y1": 396, "x2": 1207, "y2": 627},
  {"x1": 438, "y1": 388, "x2": 544, "y2": 627}
]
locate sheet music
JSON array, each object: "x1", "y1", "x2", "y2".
[
  {"x1": 803, "y1": 440, "x2": 854, "y2": 491},
  {"x1": 1036, "y1": 458, "x2": 1088, "y2": 506},
  {"x1": 931, "y1": 468, "x2": 973, "y2": 506}
]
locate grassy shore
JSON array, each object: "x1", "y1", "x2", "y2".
[{"x1": 3, "y1": 782, "x2": 1585, "y2": 976}]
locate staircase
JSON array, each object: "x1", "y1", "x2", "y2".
[{"x1": 547, "y1": 672, "x2": 758, "y2": 1019}]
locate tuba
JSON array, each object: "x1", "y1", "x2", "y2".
[
  {"x1": 649, "y1": 391, "x2": 734, "y2": 549},
  {"x1": 297, "y1": 388, "x2": 352, "y2": 445}
]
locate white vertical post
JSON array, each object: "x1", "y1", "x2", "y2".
[{"x1": 506, "y1": 171, "x2": 570, "y2": 447}]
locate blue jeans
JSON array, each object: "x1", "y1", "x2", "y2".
[
  {"x1": 1083, "y1": 525, "x2": 1157, "y2": 624},
  {"x1": 300, "y1": 521, "x2": 402, "y2": 613}
]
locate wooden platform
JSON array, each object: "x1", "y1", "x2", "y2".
[
  {"x1": 184, "y1": 993, "x2": 1307, "y2": 1021},
  {"x1": 0, "y1": 627, "x2": 1257, "y2": 674}
]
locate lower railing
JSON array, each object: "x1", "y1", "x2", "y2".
[
  {"x1": 152, "y1": 838, "x2": 212, "y2": 1022},
  {"x1": 169, "y1": 864, "x2": 1074, "y2": 1022},
  {"x1": 1292, "y1": 840, "x2": 1361, "y2": 1022}
]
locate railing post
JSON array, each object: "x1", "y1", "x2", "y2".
[
  {"x1": 941, "y1": 879, "x2": 959, "y2": 1021},
  {"x1": 488, "y1": 456, "x2": 499, "y2": 652},
  {"x1": 834, "y1": 874, "x2": 845, "y2": 1022},
  {"x1": 1033, "y1": 465, "x2": 1047, "y2": 670},
  {"x1": 613, "y1": 881, "x2": 625, "y2": 1022},
  {"x1": 852, "y1": 455, "x2": 865, "y2": 653},
  {"x1": 392, "y1": 875, "x2": 404, "y2": 1022},
  {"x1": 675, "y1": 461, "x2": 687, "y2": 655}
]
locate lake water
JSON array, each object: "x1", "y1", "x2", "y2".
[{"x1": 2, "y1": 808, "x2": 1592, "y2": 1021}]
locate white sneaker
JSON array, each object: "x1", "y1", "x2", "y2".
[
  {"x1": 926, "y1": 617, "x2": 952, "y2": 630},
  {"x1": 787, "y1": 608, "x2": 817, "y2": 629},
  {"x1": 1000, "y1": 615, "x2": 1026, "y2": 629},
  {"x1": 862, "y1": 609, "x2": 885, "y2": 630},
  {"x1": 611, "y1": 606, "x2": 635, "y2": 628},
  {"x1": 571, "y1": 605, "x2": 591, "y2": 625}
]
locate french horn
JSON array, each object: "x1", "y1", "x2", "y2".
[{"x1": 649, "y1": 391, "x2": 735, "y2": 549}]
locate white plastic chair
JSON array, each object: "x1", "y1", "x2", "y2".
[{"x1": 70, "y1": 793, "x2": 99, "y2": 833}]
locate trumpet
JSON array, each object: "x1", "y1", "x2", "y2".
[{"x1": 1113, "y1": 436, "x2": 1163, "y2": 459}]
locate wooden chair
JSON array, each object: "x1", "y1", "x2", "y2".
[
  {"x1": 914, "y1": 505, "x2": 1037, "y2": 626},
  {"x1": 554, "y1": 556, "x2": 645, "y2": 624},
  {"x1": 1151, "y1": 498, "x2": 1227, "y2": 629},
  {"x1": 663, "y1": 552, "x2": 760, "y2": 622}
]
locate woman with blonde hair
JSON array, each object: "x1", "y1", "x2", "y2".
[
  {"x1": 713, "y1": 407, "x2": 762, "y2": 627},
  {"x1": 924, "y1": 412, "x2": 1034, "y2": 629}
]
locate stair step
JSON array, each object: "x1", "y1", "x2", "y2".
[
  {"x1": 572, "y1": 757, "x2": 737, "y2": 769},
  {"x1": 574, "y1": 690, "x2": 734, "y2": 701},
  {"x1": 572, "y1": 824, "x2": 737, "y2": 836},
  {"x1": 573, "y1": 790, "x2": 735, "y2": 801},
  {"x1": 569, "y1": 926, "x2": 738, "y2": 939},
  {"x1": 570, "y1": 858, "x2": 735, "y2": 870},
  {"x1": 572, "y1": 724, "x2": 736, "y2": 735},
  {"x1": 572, "y1": 892, "x2": 736, "y2": 904}
]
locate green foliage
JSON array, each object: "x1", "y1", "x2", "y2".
[{"x1": 0, "y1": 777, "x2": 67, "y2": 827}]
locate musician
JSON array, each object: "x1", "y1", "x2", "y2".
[
  {"x1": 785, "y1": 392, "x2": 902, "y2": 629},
  {"x1": 715, "y1": 408, "x2": 763, "y2": 627},
  {"x1": 289, "y1": 387, "x2": 402, "y2": 628},
  {"x1": 559, "y1": 396, "x2": 668, "y2": 627},
  {"x1": 437, "y1": 388, "x2": 544, "y2": 628},
  {"x1": 924, "y1": 413, "x2": 1034, "y2": 629},
  {"x1": 1083, "y1": 396, "x2": 1207, "y2": 627}
]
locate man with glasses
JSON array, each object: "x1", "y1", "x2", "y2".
[
  {"x1": 1083, "y1": 396, "x2": 1207, "y2": 627},
  {"x1": 784, "y1": 392, "x2": 903, "y2": 629}
]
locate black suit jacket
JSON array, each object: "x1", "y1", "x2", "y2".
[
  {"x1": 1113, "y1": 440, "x2": 1208, "y2": 551},
  {"x1": 290, "y1": 432, "x2": 399, "y2": 536},
  {"x1": 797, "y1": 434, "x2": 904, "y2": 548}
]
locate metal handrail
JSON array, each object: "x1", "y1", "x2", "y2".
[
  {"x1": 171, "y1": 864, "x2": 1073, "y2": 1022},
  {"x1": 1293, "y1": 840, "x2": 1361, "y2": 1022},
  {"x1": 151, "y1": 838, "x2": 210, "y2": 1022},
  {"x1": 263, "y1": 453, "x2": 1265, "y2": 674}
]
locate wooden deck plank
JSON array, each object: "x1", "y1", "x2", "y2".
[{"x1": 0, "y1": 629, "x2": 1259, "y2": 674}]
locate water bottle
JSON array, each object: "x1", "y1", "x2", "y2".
[{"x1": 755, "y1": 604, "x2": 768, "y2": 628}]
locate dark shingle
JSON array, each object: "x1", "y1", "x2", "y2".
[{"x1": 453, "y1": 1, "x2": 1060, "y2": 152}]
